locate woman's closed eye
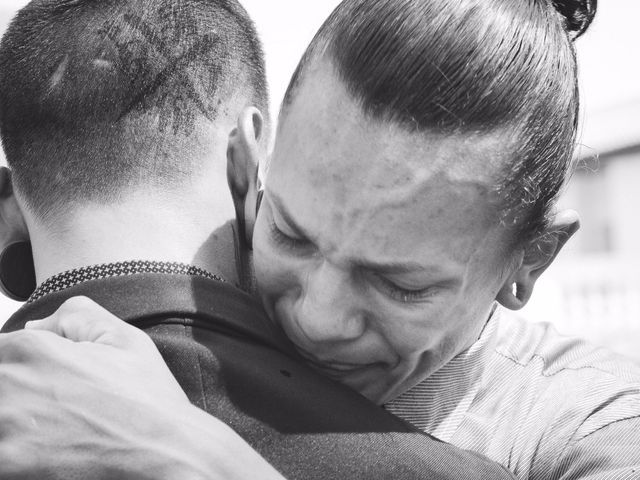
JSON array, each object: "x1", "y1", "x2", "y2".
[
  {"x1": 270, "y1": 221, "x2": 313, "y2": 252},
  {"x1": 370, "y1": 273, "x2": 439, "y2": 304}
]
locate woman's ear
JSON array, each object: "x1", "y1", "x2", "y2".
[
  {"x1": 0, "y1": 167, "x2": 36, "y2": 301},
  {"x1": 496, "y1": 210, "x2": 579, "y2": 310},
  {"x1": 227, "y1": 107, "x2": 265, "y2": 249}
]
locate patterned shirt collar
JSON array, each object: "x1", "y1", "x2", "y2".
[{"x1": 28, "y1": 260, "x2": 225, "y2": 304}]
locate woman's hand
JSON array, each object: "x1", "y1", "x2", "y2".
[{"x1": 0, "y1": 296, "x2": 285, "y2": 480}]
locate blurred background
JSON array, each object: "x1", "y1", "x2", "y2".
[{"x1": 0, "y1": 1, "x2": 638, "y2": 362}]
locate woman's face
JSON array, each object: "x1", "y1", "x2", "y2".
[{"x1": 253, "y1": 66, "x2": 514, "y2": 404}]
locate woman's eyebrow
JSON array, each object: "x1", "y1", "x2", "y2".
[
  {"x1": 352, "y1": 258, "x2": 464, "y2": 281},
  {"x1": 355, "y1": 260, "x2": 433, "y2": 274}
]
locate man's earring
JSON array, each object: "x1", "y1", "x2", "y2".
[{"x1": 0, "y1": 241, "x2": 36, "y2": 301}]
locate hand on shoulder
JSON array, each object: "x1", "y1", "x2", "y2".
[{"x1": 0, "y1": 296, "x2": 284, "y2": 480}]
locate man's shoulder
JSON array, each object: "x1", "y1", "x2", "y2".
[{"x1": 3, "y1": 273, "x2": 274, "y2": 341}]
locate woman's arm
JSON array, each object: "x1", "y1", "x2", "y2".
[{"x1": 0, "y1": 297, "x2": 285, "y2": 480}]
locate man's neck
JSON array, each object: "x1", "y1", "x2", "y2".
[{"x1": 27, "y1": 192, "x2": 242, "y2": 287}]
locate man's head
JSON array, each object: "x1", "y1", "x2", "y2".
[
  {"x1": 0, "y1": 0, "x2": 268, "y2": 225},
  {"x1": 246, "y1": 0, "x2": 595, "y2": 403}
]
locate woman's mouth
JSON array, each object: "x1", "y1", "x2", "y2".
[{"x1": 293, "y1": 346, "x2": 382, "y2": 375}]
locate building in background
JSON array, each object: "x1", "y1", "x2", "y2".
[{"x1": 0, "y1": 0, "x2": 638, "y2": 361}]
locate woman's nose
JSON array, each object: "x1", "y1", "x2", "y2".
[{"x1": 294, "y1": 262, "x2": 366, "y2": 343}]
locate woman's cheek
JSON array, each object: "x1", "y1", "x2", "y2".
[{"x1": 255, "y1": 244, "x2": 297, "y2": 295}]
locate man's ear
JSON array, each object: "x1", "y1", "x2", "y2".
[
  {"x1": 0, "y1": 166, "x2": 36, "y2": 301},
  {"x1": 227, "y1": 107, "x2": 265, "y2": 249},
  {"x1": 496, "y1": 210, "x2": 579, "y2": 310}
]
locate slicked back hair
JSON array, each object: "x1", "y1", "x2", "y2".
[
  {"x1": 0, "y1": 0, "x2": 268, "y2": 221},
  {"x1": 283, "y1": 0, "x2": 596, "y2": 244}
]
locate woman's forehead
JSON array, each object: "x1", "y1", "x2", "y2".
[
  {"x1": 273, "y1": 58, "x2": 512, "y2": 190},
  {"x1": 266, "y1": 165, "x2": 503, "y2": 271},
  {"x1": 268, "y1": 68, "x2": 510, "y2": 267}
]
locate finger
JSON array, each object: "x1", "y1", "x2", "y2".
[{"x1": 25, "y1": 296, "x2": 150, "y2": 350}]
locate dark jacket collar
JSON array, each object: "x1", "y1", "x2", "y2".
[{"x1": 2, "y1": 272, "x2": 297, "y2": 358}]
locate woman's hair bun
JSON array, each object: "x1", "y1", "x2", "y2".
[{"x1": 550, "y1": 0, "x2": 597, "y2": 40}]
